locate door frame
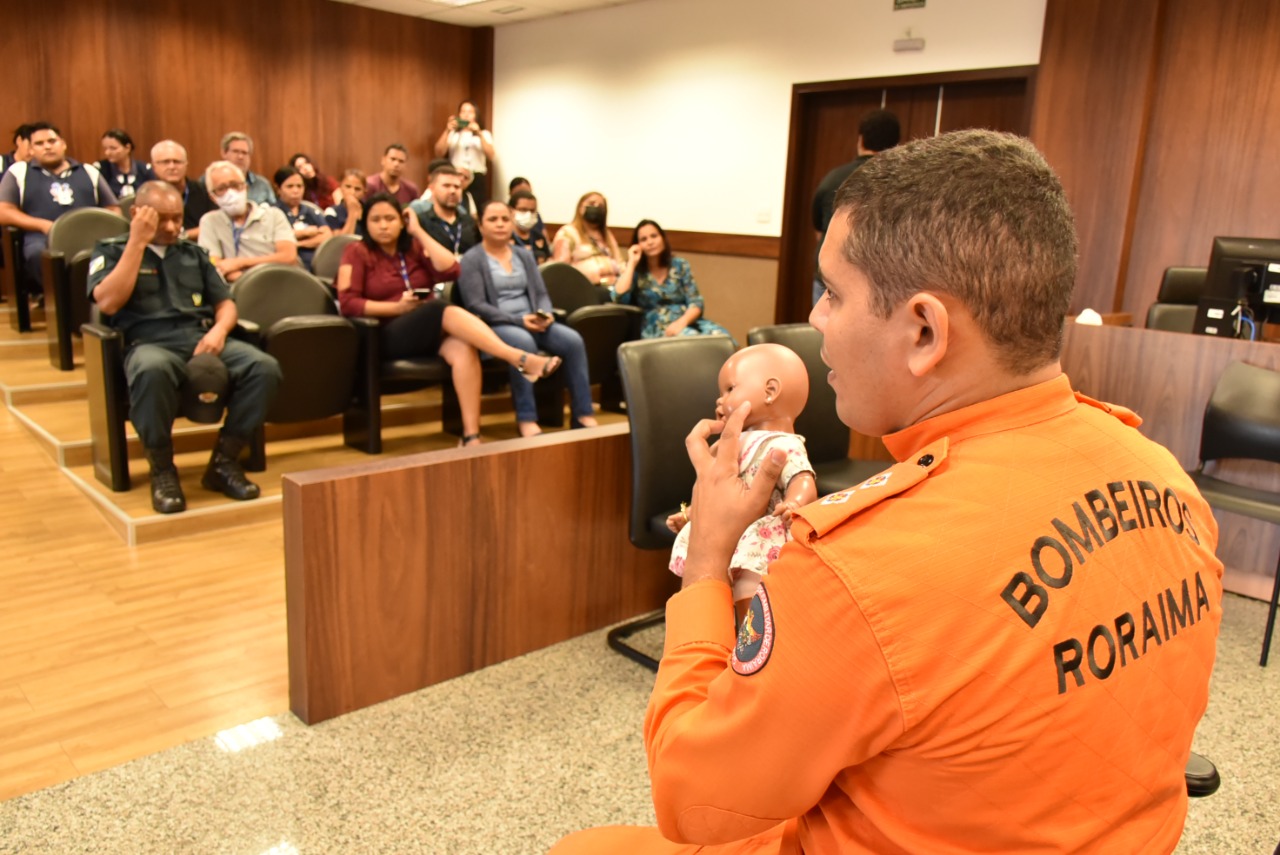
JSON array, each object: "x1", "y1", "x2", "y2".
[{"x1": 775, "y1": 65, "x2": 1038, "y2": 324}]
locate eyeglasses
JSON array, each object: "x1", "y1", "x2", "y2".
[{"x1": 210, "y1": 181, "x2": 247, "y2": 196}]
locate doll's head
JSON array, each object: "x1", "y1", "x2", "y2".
[{"x1": 715, "y1": 344, "x2": 810, "y2": 431}]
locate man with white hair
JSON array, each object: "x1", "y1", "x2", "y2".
[
  {"x1": 149, "y1": 139, "x2": 216, "y2": 241},
  {"x1": 197, "y1": 161, "x2": 296, "y2": 282}
]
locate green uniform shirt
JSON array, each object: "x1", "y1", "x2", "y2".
[{"x1": 87, "y1": 237, "x2": 231, "y2": 338}]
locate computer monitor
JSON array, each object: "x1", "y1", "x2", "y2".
[{"x1": 1194, "y1": 236, "x2": 1280, "y2": 337}]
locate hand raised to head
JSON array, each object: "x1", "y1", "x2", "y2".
[{"x1": 129, "y1": 205, "x2": 159, "y2": 245}]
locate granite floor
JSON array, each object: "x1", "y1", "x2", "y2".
[{"x1": 0, "y1": 594, "x2": 1275, "y2": 855}]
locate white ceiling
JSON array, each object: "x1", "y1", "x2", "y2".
[{"x1": 328, "y1": 0, "x2": 646, "y2": 28}]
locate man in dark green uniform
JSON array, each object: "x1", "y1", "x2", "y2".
[{"x1": 88, "y1": 181, "x2": 281, "y2": 514}]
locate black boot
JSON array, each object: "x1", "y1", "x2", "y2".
[
  {"x1": 145, "y1": 446, "x2": 187, "y2": 514},
  {"x1": 201, "y1": 432, "x2": 261, "y2": 501}
]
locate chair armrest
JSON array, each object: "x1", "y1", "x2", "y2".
[{"x1": 232, "y1": 318, "x2": 262, "y2": 348}]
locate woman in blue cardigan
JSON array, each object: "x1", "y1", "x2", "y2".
[{"x1": 458, "y1": 200, "x2": 598, "y2": 437}]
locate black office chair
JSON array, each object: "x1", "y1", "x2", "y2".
[
  {"x1": 310, "y1": 233, "x2": 360, "y2": 292},
  {"x1": 564, "y1": 302, "x2": 643, "y2": 413},
  {"x1": 541, "y1": 262, "x2": 609, "y2": 315},
  {"x1": 1145, "y1": 266, "x2": 1206, "y2": 333},
  {"x1": 1186, "y1": 361, "x2": 1280, "y2": 666},
  {"x1": 747, "y1": 323, "x2": 887, "y2": 495},
  {"x1": 230, "y1": 264, "x2": 367, "y2": 466},
  {"x1": 607, "y1": 335, "x2": 737, "y2": 670},
  {"x1": 42, "y1": 208, "x2": 130, "y2": 370}
]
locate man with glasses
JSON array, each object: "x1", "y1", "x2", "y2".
[
  {"x1": 211, "y1": 131, "x2": 275, "y2": 206},
  {"x1": 198, "y1": 161, "x2": 296, "y2": 283},
  {"x1": 150, "y1": 140, "x2": 216, "y2": 242},
  {"x1": 0, "y1": 121, "x2": 119, "y2": 294}
]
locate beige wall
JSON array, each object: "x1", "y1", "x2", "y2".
[{"x1": 683, "y1": 252, "x2": 780, "y2": 347}]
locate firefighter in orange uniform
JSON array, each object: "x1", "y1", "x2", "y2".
[{"x1": 550, "y1": 130, "x2": 1223, "y2": 855}]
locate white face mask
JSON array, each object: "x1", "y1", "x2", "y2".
[
  {"x1": 513, "y1": 210, "x2": 538, "y2": 231},
  {"x1": 216, "y1": 188, "x2": 248, "y2": 218}
]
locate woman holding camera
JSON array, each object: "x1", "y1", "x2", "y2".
[
  {"x1": 459, "y1": 200, "x2": 597, "y2": 438},
  {"x1": 337, "y1": 193, "x2": 560, "y2": 446},
  {"x1": 435, "y1": 100, "x2": 495, "y2": 206}
]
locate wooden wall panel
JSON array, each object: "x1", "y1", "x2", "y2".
[
  {"x1": 1029, "y1": 0, "x2": 1163, "y2": 315},
  {"x1": 0, "y1": 0, "x2": 493, "y2": 190},
  {"x1": 1121, "y1": 0, "x2": 1280, "y2": 319},
  {"x1": 284, "y1": 424, "x2": 674, "y2": 724},
  {"x1": 938, "y1": 78, "x2": 1030, "y2": 136}
]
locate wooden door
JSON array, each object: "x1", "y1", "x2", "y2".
[{"x1": 776, "y1": 68, "x2": 1035, "y2": 325}]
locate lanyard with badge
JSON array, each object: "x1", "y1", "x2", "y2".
[
  {"x1": 441, "y1": 219, "x2": 462, "y2": 255},
  {"x1": 398, "y1": 253, "x2": 414, "y2": 294}
]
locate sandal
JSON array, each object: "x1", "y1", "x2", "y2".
[
  {"x1": 457, "y1": 434, "x2": 483, "y2": 448},
  {"x1": 518, "y1": 352, "x2": 562, "y2": 383}
]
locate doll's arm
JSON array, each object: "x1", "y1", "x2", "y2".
[{"x1": 773, "y1": 471, "x2": 818, "y2": 517}]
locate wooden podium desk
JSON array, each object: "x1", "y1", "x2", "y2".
[
  {"x1": 283, "y1": 423, "x2": 674, "y2": 724},
  {"x1": 1061, "y1": 323, "x2": 1280, "y2": 600}
]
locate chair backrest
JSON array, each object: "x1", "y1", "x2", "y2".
[
  {"x1": 118, "y1": 194, "x2": 136, "y2": 219},
  {"x1": 1199, "y1": 361, "x2": 1280, "y2": 466},
  {"x1": 618, "y1": 335, "x2": 736, "y2": 549},
  {"x1": 231, "y1": 264, "x2": 337, "y2": 331},
  {"x1": 48, "y1": 208, "x2": 129, "y2": 257},
  {"x1": 746, "y1": 323, "x2": 849, "y2": 464},
  {"x1": 311, "y1": 234, "x2": 360, "y2": 283},
  {"x1": 263, "y1": 315, "x2": 360, "y2": 423},
  {"x1": 1145, "y1": 302, "x2": 1197, "y2": 333},
  {"x1": 1157, "y1": 266, "x2": 1207, "y2": 304},
  {"x1": 540, "y1": 262, "x2": 608, "y2": 315},
  {"x1": 565, "y1": 303, "x2": 643, "y2": 385}
]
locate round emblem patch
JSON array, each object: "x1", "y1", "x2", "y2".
[{"x1": 732, "y1": 585, "x2": 775, "y2": 676}]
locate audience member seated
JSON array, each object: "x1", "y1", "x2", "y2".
[
  {"x1": 289, "y1": 153, "x2": 338, "y2": 209},
  {"x1": 411, "y1": 158, "x2": 451, "y2": 209},
  {"x1": 410, "y1": 165, "x2": 479, "y2": 262},
  {"x1": 615, "y1": 219, "x2": 732, "y2": 340},
  {"x1": 150, "y1": 140, "x2": 216, "y2": 242},
  {"x1": 551, "y1": 191, "x2": 623, "y2": 288},
  {"x1": 198, "y1": 161, "x2": 296, "y2": 283},
  {"x1": 325, "y1": 169, "x2": 367, "y2": 237},
  {"x1": 460, "y1": 200, "x2": 597, "y2": 438},
  {"x1": 434, "y1": 100, "x2": 494, "y2": 205},
  {"x1": 214, "y1": 132, "x2": 276, "y2": 205},
  {"x1": 88, "y1": 181, "x2": 281, "y2": 514},
  {"x1": 0, "y1": 122, "x2": 119, "y2": 294},
  {"x1": 456, "y1": 167, "x2": 478, "y2": 218},
  {"x1": 336, "y1": 192, "x2": 561, "y2": 447},
  {"x1": 272, "y1": 166, "x2": 331, "y2": 271},
  {"x1": 1, "y1": 123, "x2": 34, "y2": 174},
  {"x1": 365, "y1": 143, "x2": 419, "y2": 206},
  {"x1": 97, "y1": 128, "x2": 155, "y2": 200},
  {"x1": 509, "y1": 190, "x2": 550, "y2": 263},
  {"x1": 509, "y1": 177, "x2": 546, "y2": 235}
]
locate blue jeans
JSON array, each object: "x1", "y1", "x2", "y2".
[{"x1": 491, "y1": 322, "x2": 593, "y2": 423}]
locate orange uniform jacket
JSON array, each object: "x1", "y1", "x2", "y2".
[{"x1": 643, "y1": 376, "x2": 1223, "y2": 854}]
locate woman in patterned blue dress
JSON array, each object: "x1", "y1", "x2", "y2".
[{"x1": 613, "y1": 219, "x2": 733, "y2": 340}]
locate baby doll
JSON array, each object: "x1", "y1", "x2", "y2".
[{"x1": 667, "y1": 343, "x2": 818, "y2": 614}]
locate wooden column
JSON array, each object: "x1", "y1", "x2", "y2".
[{"x1": 284, "y1": 424, "x2": 674, "y2": 724}]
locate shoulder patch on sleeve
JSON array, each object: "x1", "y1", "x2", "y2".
[
  {"x1": 1074, "y1": 391, "x2": 1143, "y2": 428},
  {"x1": 732, "y1": 585, "x2": 775, "y2": 676},
  {"x1": 791, "y1": 438, "x2": 949, "y2": 540},
  {"x1": 88, "y1": 255, "x2": 105, "y2": 276}
]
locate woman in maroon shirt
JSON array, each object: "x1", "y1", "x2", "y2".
[{"x1": 337, "y1": 193, "x2": 560, "y2": 446}]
